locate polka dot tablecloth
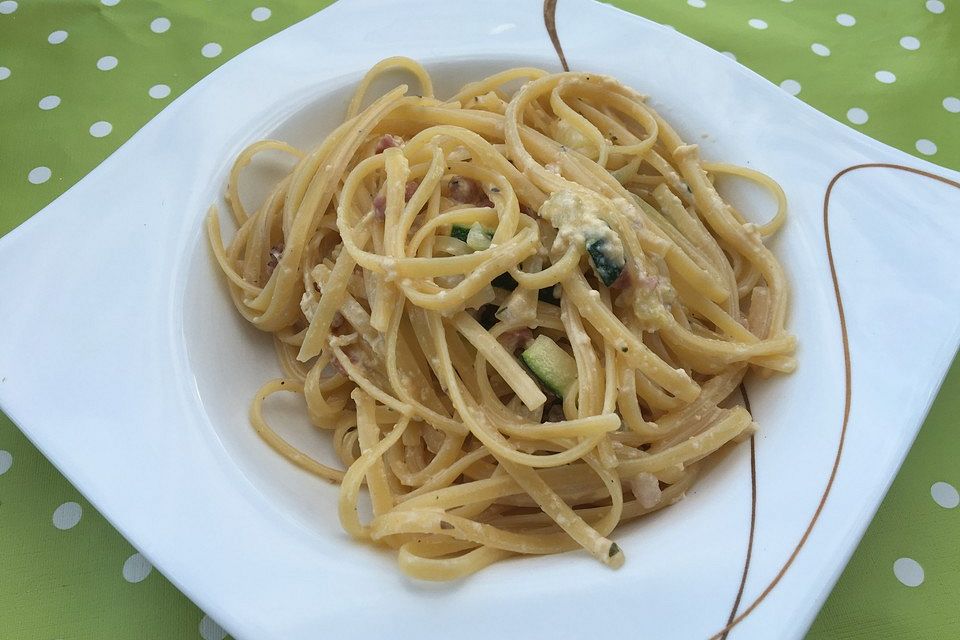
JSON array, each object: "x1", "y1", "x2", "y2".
[{"x1": 0, "y1": 1, "x2": 957, "y2": 638}]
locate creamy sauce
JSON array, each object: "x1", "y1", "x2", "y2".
[
  {"x1": 538, "y1": 189, "x2": 625, "y2": 264},
  {"x1": 549, "y1": 119, "x2": 594, "y2": 156}
]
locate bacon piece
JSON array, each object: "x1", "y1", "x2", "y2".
[
  {"x1": 372, "y1": 194, "x2": 386, "y2": 219},
  {"x1": 266, "y1": 243, "x2": 284, "y2": 275},
  {"x1": 331, "y1": 355, "x2": 349, "y2": 376},
  {"x1": 373, "y1": 180, "x2": 419, "y2": 221},
  {"x1": 405, "y1": 179, "x2": 420, "y2": 201},
  {"x1": 375, "y1": 134, "x2": 402, "y2": 154},
  {"x1": 446, "y1": 176, "x2": 493, "y2": 207},
  {"x1": 447, "y1": 176, "x2": 479, "y2": 202},
  {"x1": 497, "y1": 327, "x2": 534, "y2": 353},
  {"x1": 610, "y1": 268, "x2": 633, "y2": 290},
  {"x1": 330, "y1": 340, "x2": 363, "y2": 376}
]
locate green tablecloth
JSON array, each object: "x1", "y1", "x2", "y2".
[{"x1": 0, "y1": 1, "x2": 957, "y2": 638}]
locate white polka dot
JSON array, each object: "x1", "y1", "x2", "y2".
[
  {"x1": 875, "y1": 70, "x2": 896, "y2": 84},
  {"x1": 48, "y1": 30, "x2": 69, "y2": 45},
  {"x1": 893, "y1": 557, "x2": 924, "y2": 587},
  {"x1": 836, "y1": 13, "x2": 856, "y2": 26},
  {"x1": 150, "y1": 17, "x2": 170, "y2": 33},
  {"x1": 97, "y1": 55, "x2": 118, "y2": 71},
  {"x1": 926, "y1": 0, "x2": 945, "y2": 14},
  {"x1": 52, "y1": 501, "x2": 82, "y2": 529},
  {"x1": 0, "y1": 66, "x2": 9, "y2": 80},
  {"x1": 149, "y1": 83, "x2": 171, "y2": 99},
  {"x1": 931, "y1": 481, "x2": 959, "y2": 509},
  {"x1": 122, "y1": 552, "x2": 153, "y2": 583},
  {"x1": 0, "y1": 450, "x2": 12, "y2": 475},
  {"x1": 780, "y1": 0, "x2": 793, "y2": 2},
  {"x1": 944, "y1": 97, "x2": 960, "y2": 113},
  {"x1": 900, "y1": 36, "x2": 920, "y2": 50},
  {"x1": 199, "y1": 615, "x2": 227, "y2": 640},
  {"x1": 811, "y1": 43, "x2": 831, "y2": 57},
  {"x1": 0, "y1": 1, "x2": 17, "y2": 15},
  {"x1": 28, "y1": 166, "x2": 52, "y2": 184},
  {"x1": 38, "y1": 95, "x2": 61, "y2": 110},
  {"x1": 721, "y1": 51, "x2": 737, "y2": 61},
  {"x1": 89, "y1": 121, "x2": 113, "y2": 138},
  {"x1": 251, "y1": 6, "x2": 272, "y2": 21},
  {"x1": 916, "y1": 139, "x2": 937, "y2": 156},
  {"x1": 687, "y1": 0, "x2": 706, "y2": 7},
  {"x1": 779, "y1": 79, "x2": 801, "y2": 96},
  {"x1": 101, "y1": 0, "x2": 120, "y2": 5},
  {"x1": 846, "y1": 108, "x2": 869, "y2": 125},
  {"x1": 748, "y1": 18, "x2": 768, "y2": 30},
  {"x1": 201, "y1": 42, "x2": 222, "y2": 58}
]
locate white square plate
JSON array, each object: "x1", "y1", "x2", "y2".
[{"x1": 2, "y1": 1, "x2": 959, "y2": 638}]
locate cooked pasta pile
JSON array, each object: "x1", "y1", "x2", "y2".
[{"x1": 208, "y1": 57, "x2": 795, "y2": 580}]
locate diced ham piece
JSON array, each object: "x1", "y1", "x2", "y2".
[
  {"x1": 331, "y1": 355, "x2": 349, "y2": 376},
  {"x1": 497, "y1": 327, "x2": 533, "y2": 353},
  {"x1": 373, "y1": 180, "x2": 420, "y2": 219},
  {"x1": 266, "y1": 243, "x2": 284, "y2": 275},
  {"x1": 405, "y1": 179, "x2": 420, "y2": 201},
  {"x1": 331, "y1": 341, "x2": 363, "y2": 376},
  {"x1": 447, "y1": 176, "x2": 479, "y2": 202},
  {"x1": 447, "y1": 176, "x2": 493, "y2": 207},
  {"x1": 375, "y1": 134, "x2": 403, "y2": 154},
  {"x1": 372, "y1": 194, "x2": 386, "y2": 219},
  {"x1": 610, "y1": 268, "x2": 632, "y2": 290}
]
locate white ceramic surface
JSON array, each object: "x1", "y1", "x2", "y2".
[{"x1": 2, "y1": 1, "x2": 959, "y2": 638}]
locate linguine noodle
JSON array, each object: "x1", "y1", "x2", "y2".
[{"x1": 207, "y1": 57, "x2": 795, "y2": 580}]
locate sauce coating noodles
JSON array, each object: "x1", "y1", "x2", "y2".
[{"x1": 208, "y1": 57, "x2": 795, "y2": 579}]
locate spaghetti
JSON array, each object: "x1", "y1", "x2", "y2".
[{"x1": 207, "y1": 57, "x2": 795, "y2": 580}]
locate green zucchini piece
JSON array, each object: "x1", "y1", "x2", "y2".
[
  {"x1": 450, "y1": 224, "x2": 470, "y2": 243},
  {"x1": 491, "y1": 272, "x2": 560, "y2": 306},
  {"x1": 586, "y1": 237, "x2": 625, "y2": 287},
  {"x1": 451, "y1": 223, "x2": 494, "y2": 245},
  {"x1": 466, "y1": 222, "x2": 493, "y2": 250},
  {"x1": 521, "y1": 335, "x2": 578, "y2": 398}
]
